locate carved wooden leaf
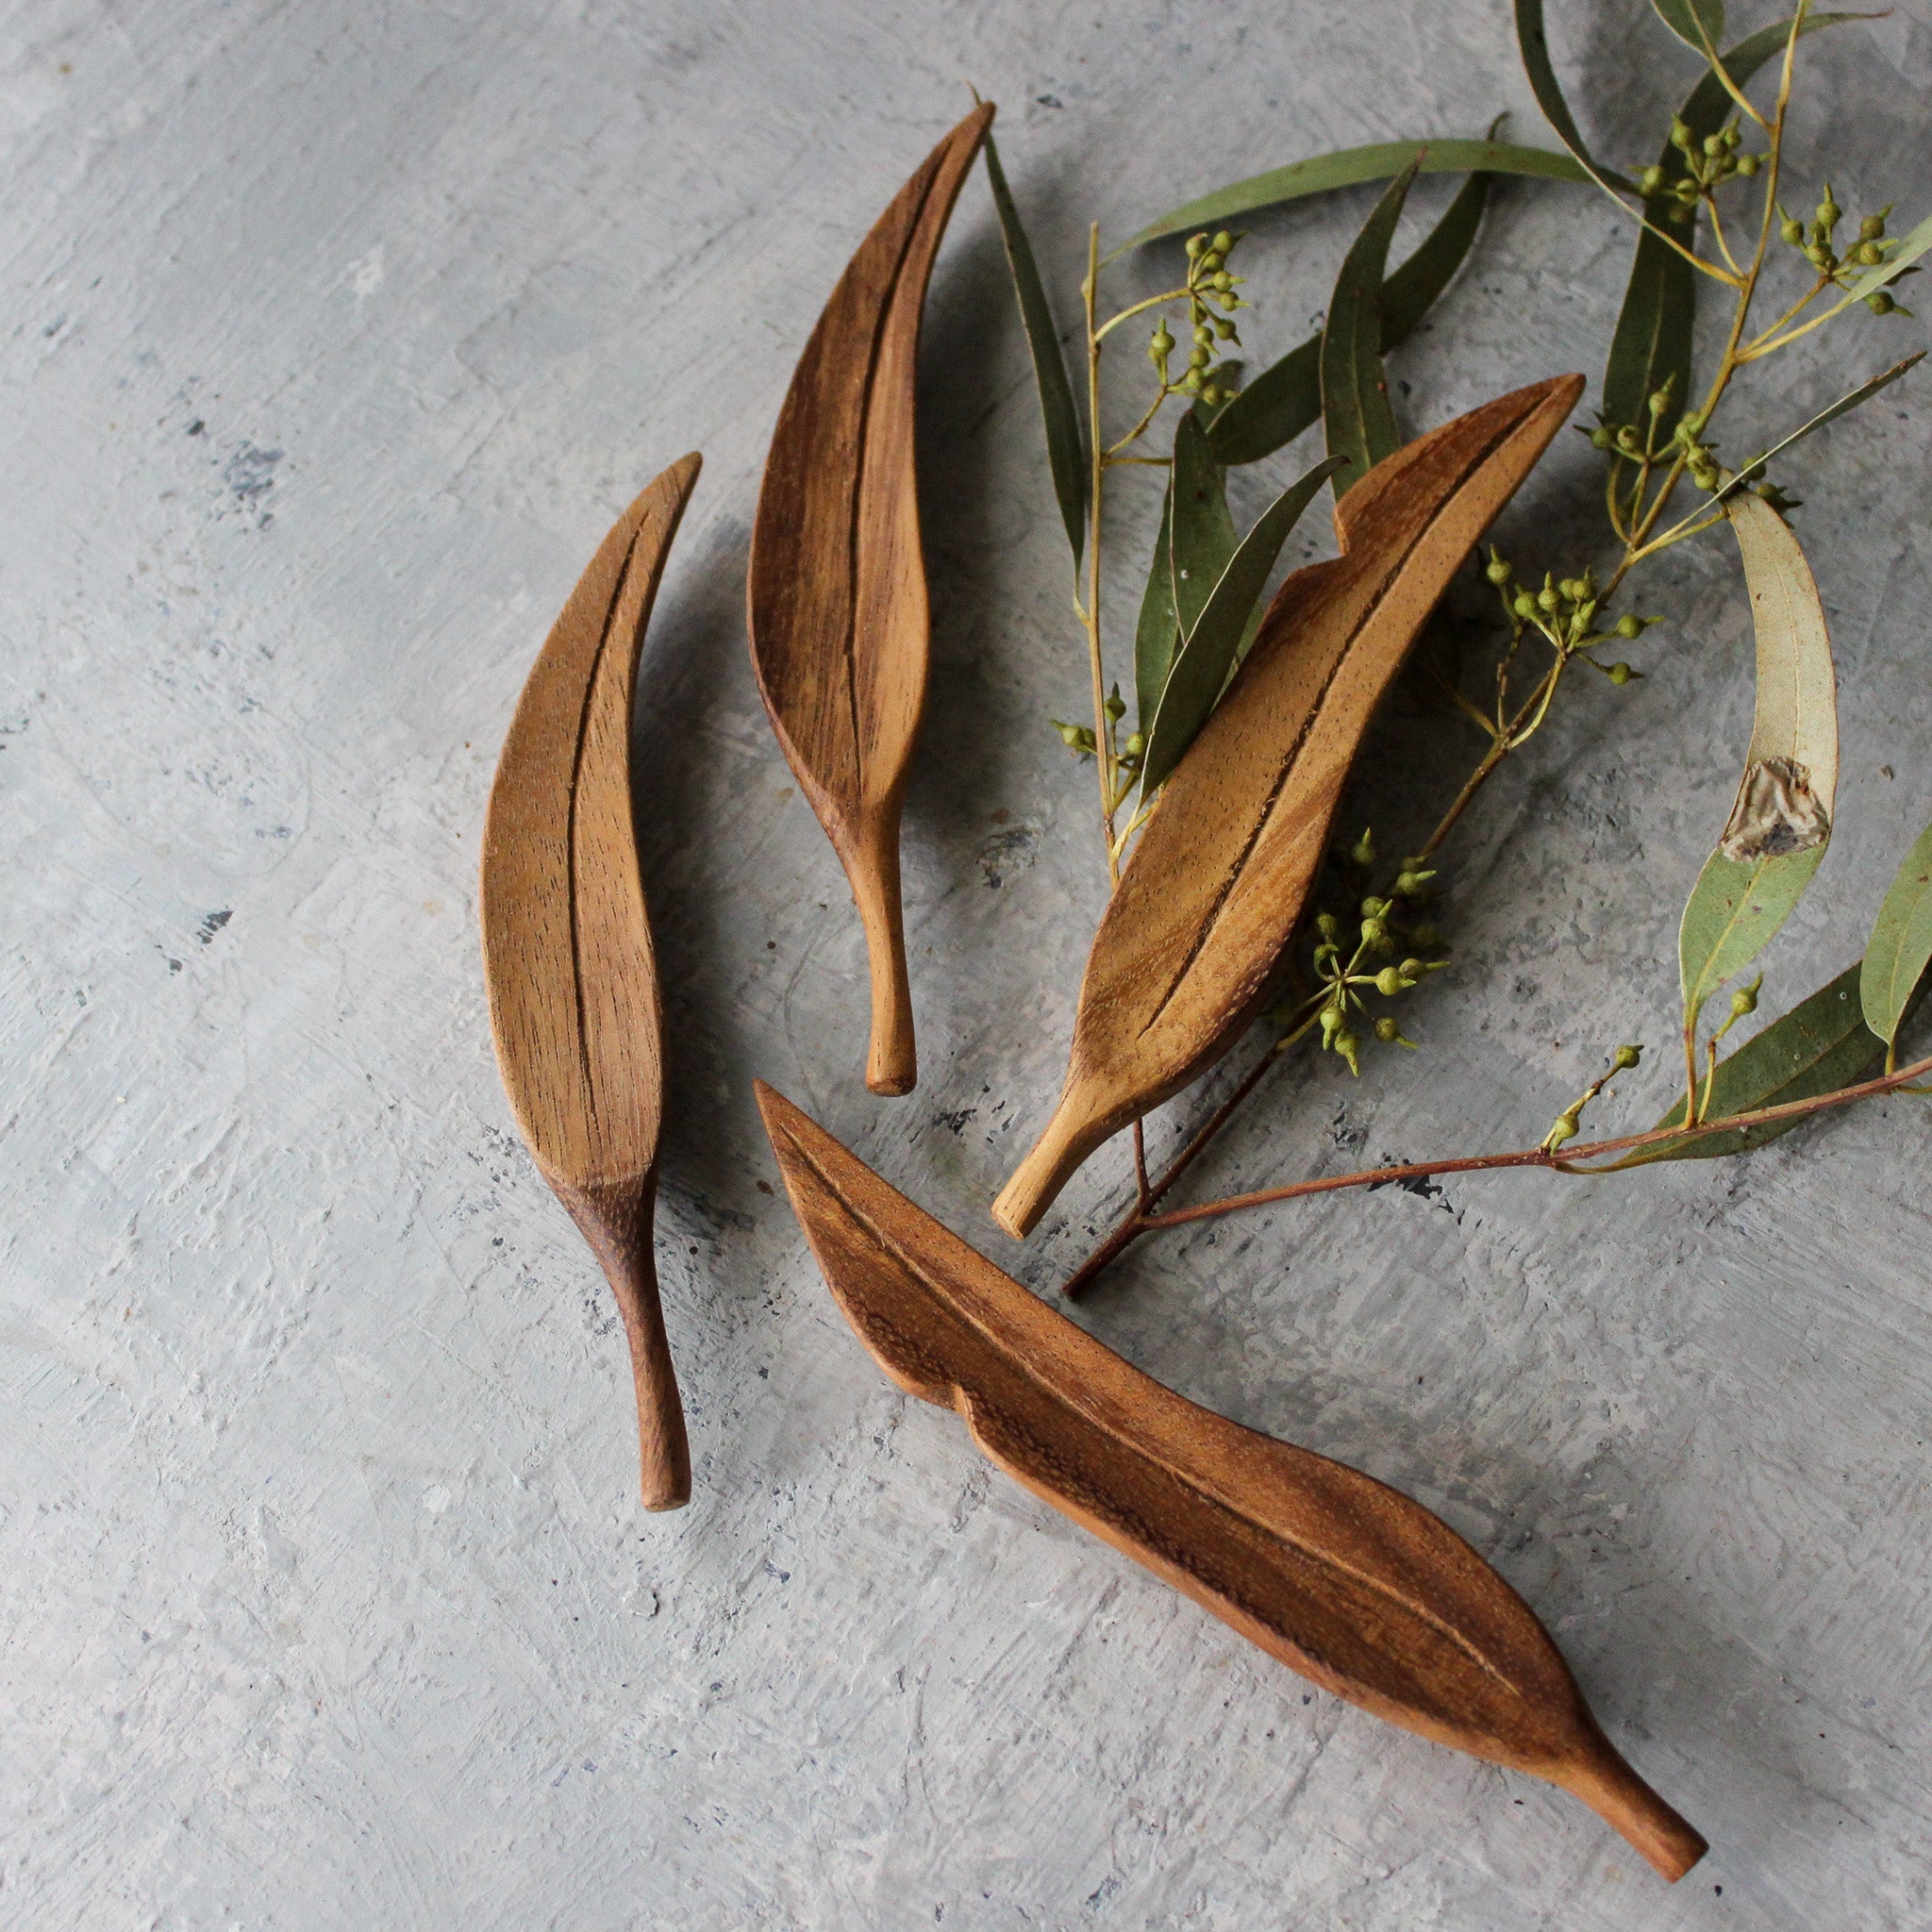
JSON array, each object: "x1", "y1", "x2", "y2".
[
  {"x1": 479, "y1": 452, "x2": 700, "y2": 1509},
  {"x1": 993, "y1": 375, "x2": 1584, "y2": 1236},
  {"x1": 748, "y1": 103, "x2": 993, "y2": 1097},
  {"x1": 758, "y1": 1081, "x2": 1707, "y2": 1881}
]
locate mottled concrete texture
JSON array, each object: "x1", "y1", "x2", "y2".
[{"x1": 5, "y1": 1, "x2": 1932, "y2": 1924}]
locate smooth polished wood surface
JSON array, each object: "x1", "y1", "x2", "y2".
[
  {"x1": 747, "y1": 102, "x2": 993, "y2": 1097},
  {"x1": 993, "y1": 375, "x2": 1586, "y2": 1236},
  {"x1": 758, "y1": 1081, "x2": 1706, "y2": 1880},
  {"x1": 479, "y1": 453, "x2": 701, "y2": 1510}
]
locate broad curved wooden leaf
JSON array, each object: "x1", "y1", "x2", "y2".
[
  {"x1": 1862, "y1": 821, "x2": 1932, "y2": 1048},
  {"x1": 748, "y1": 103, "x2": 993, "y2": 1096},
  {"x1": 985, "y1": 130, "x2": 1088, "y2": 567},
  {"x1": 993, "y1": 375, "x2": 1584, "y2": 1237},
  {"x1": 1115, "y1": 138, "x2": 1587, "y2": 255},
  {"x1": 1208, "y1": 168, "x2": 1492, "y2": 468},
  {"x1": 758, "y1": 1083, "x2": 1707, "y2": 1883},
  {"x1": 480, "y1": 453, "x2": 701, "y2": 1509},
  {"x1": 1323, "y1": 163, "x2": 1417, "y2": 495},
  {"x1": 1678, "y1": 490, "x2": 1838, "y2": 1026}
]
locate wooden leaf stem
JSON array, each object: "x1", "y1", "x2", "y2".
[
  {"x1": 993, "y1": 374, "x2": 1585, "y2": 1237},
  {"x1": 748, "y1": 103, "x2": 994, "y2": 1097},
  {"x1": 758, "y1": 1082, "x2": 1707, "y2": 1881},
  {"x1": 479, "y1": 454, "x2": 701, "y2": 1511}
]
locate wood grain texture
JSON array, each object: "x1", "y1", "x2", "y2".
[
  {"x1": 758, "y1": 1082, "x2": 1707, "y2": 1882},
  {"x1": 479, "y1": 453, "x2": 701, "y2": 1510},
  {"x1": 993, "y1": 375, "x2": 1585, "y2": 1236},
  {"x1": 747, "y1": 102, "x2": 993, "y2": 1097}
]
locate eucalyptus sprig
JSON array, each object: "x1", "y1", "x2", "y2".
[{"x1": 988, "y1": 0, "x2": 1929, "y2": 1293}]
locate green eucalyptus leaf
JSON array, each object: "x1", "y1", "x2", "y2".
[
  {"x1": 1114, "y1": 138, "x2": 1585, "y2": 255},
  {"x1": 1604, "y1": 14, "x2": 1868, "y2": 442},
  {"x1": 1208, "y1": 169, "x2": 1491, "y2": 467},
  {"x1": 1169, "y1": 412, "x2": 1239, "y2": 639},
  {"x1": 1624, "y1": 963, "x2": 1880, "y2": 1162},
  {"x1": 985, "y1": 133, "x2": 1088, "y2": 566},
  {"x1": 1678, "y1": 491, "x2": 1839, "y2": 1026},
  {"x1": 1861, "y1": 820, "x2": 1932, "y2": 1048},
  {"x1": 1714, "y1": 354, "x2": 1924, "y2": 500},
  {"x1": 1134, "y1": 487, "x2": 1178, "y2": 736},
  {"x1": 1513, "y1": 0, "x2": 1636, "y2": 193},
  {"x1": 1652, "y1": 0, "x2": 1724, "y2": 58},
  {"x1": 1138, "y1": 457, "x2": 1342, "y2": 795},
  {"x1": 1322, "y1": 163, "x2": 1415, "y2": 498}
]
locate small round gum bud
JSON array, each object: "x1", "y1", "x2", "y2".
[
  {"x1": 1860, "y1": 213, "x2": 1888, "y2": 241},
  {"x1": 1398, "y1": 958, "x2": 1424, "y2": 981},
  {"x1": 1200, "y1": 251, "x2": 1224, "y2": 274},
  {"x1": 1186, "y1": 234, "x2": 1207, "y2": 258},
  {"x1": 1410, "y1": 924, "x2": 1442, "y2": 949},
  {"x1": 1334, "y1": 1030, "x2": 1360, "y2": 1073},
  {"x1": 1608, "y1": 662, "x2": 1633, "y2": 686},
  {"x1": 1670, "y1": 118, "x2": 1692, "y2": 149},
  {"x1": 1188, "y1": 346, "x2": 1211, "y2": 370},
  {"x1": 1316, "y1": 912, "x2": 1341, "y2": 941},
  {"x1": 1857, "y1": 241, "x2": 1885, "y2": 267},
  {"x1": 1867, "y1": 290, "x2": 1897, "y2": 315},
  {"x1": 1123, "y1": 731, "x2": 1144, "y2": 758},
  {"x1": 1613, "y1": 1044, "x2": 1641, "y2": 1071},
  {"x1": 1639, "y1": 165, "x2": 1665, "y2": 195},
  {"x1": 1730, "y1": 982, "x2": 1758, "y2": 1018},
  {"x1": 1780, "y1": 215, "x2": 1804, "y2": 244},
  {"x1": 1486, "y1": 555, "x2": 1512, "y2": 584},
  {"x1": 1360, "y1": 917, "x2": 1391, "y2": 952},
  {"x1": 1193, "y1": 323, "x2": 1213, "y2": 345},
  {"x1": 1537, "y1": 586, "x2": 1559, "y2": 613},
  {"x1": 1360, "y1": 895, "x2": 1389, "y2": 918},
  {"x1": 1374, "y1": 967, "x2": 1402, "y2": 998},
  {"x1": 1374, "y1": 1016, "x2": 1401, "y2": 1043},
  {"x1": 1211, "y1": 272, "x2": 1234, "y2": 291},
  {"x1": 1211, "y1": 231, "x2": 1234, "y2": 254},
  {"x1": 1614, "y1": 613, "x2": 1643, "y2": 639},
  {"x1": 1200, "y1": 384, "x2": 1222, "y2": 407},
  {"x1": 1589, "y1": 425, "x2": 1614, "y2": 450},
  {"x1": 1615, "y1": 425, "x2": 1642, "y2": 454},
  {"x1": 1513, "y1": 591, "x2": 1537, "y2": 620},
  {"x1": 1214, "y1": 317, "x2": 1236, "y2": 341},
  {"x1": 1703, "y1": 133, "x2": 1724, "y2": 158},
  {"x1": 1736, "y1": 154, "x2": 1759, "y2": 176}
]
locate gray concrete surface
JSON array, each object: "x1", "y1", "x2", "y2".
[{"x1": 5, "y1": 2, "x2": 1931, "y2": 1925}]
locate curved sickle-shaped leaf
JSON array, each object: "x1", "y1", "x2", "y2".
[
  {"x1": 1713, "y1": 353, "x2": 1924, "y2": 504},
  {"x1": 1620, "y1": 963, "x2": 1878, "y2": 1164},
  {"x1": 1606, "y1": 13, "x2": 1872, "y2": 442},
  {"x1": 480, "y1": 453, "x2": 702, "y2": 1510},
  {"x1": 758, "y1": 1084, "x2": 1707, "y2": 1882},
  {"x1": 1139, "y1": 457, "x2": 1343, "y2": 795},
  {"x1": 1678, "y1": 491, "x2": 1839, "y2": 1027},
  {"x1": 1323, "y1": 163, "x2": 1417, "y2": 496},
  {"x1": 1169, "y1": 412, "x2": 1240, "y2": 639},
  {"x1": 1209, "y1": 169, "x2": 1491, "y2": 468},
  {"x1": 993, "y1": 375, "x2": 1584, "y2": 1237},
  {"x1": 985, "y1": 132, "x2": 1088, "y2": 567},
  {"x1": 1514, "y1": 0, "x2": 1636, "y2": 194},
  {"x1": 1133, "y1": 485, "x2": 1179, "y2": 734},
  {"x1": 1862, "y1": 822, "x2": 1932, "y2": 1049},
  {"x1": 748, "y1": 103, "x2": 992, "y2": 1096},
  {"x1": 1115, "y1": 138, "x2": 1585, "y2": 255}
]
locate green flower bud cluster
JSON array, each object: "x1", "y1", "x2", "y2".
[
  {"x1": 1541, "y1": 1042, "x2": 1643, "y2": 1154},
  {"x1": 1485, "y1": 549, "x2": 1655, "y2": 675},
  {"x1": 1297, "y1": 839, "x2": 1451, "y2": 1074},
  {"x1": 1778, "y1": 192, "x2": 1917, "y2": 315},
  {"x1": 1172, "y1": 229, "x2": 1248, "y2": 402},
  {"x1": 1644, "y1": 117, "x2": 1758, "y2": 205},
  {"x1": 1051, "y1": 717, "x2": 1097, "y2": 757}
]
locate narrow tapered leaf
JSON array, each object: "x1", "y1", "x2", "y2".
[
  {"x1": 1862, "y1": 821, "x2": 1932, "y2": 1047},
  {"x1": 1679, "y1": 491, "x2": 1839, "y2": 1026},
  {"x1": 1603, "y1": 16, "x2": 1860, "y2": 441},
  {"x1": 749, "y1": 103, "x2": 992, "y2": 1096},
  {"x1": 1116, "y1": 139, "x2": 1586, "y2": 255},
  {"x1": 1169, "y1": 412, "x2": 1239, "y2": 638},
  {"x1": 1134, "y1": 486, "x2": 1178, "y2": 734},
  {"x1": 1139, "y1": 457, "x2": 1343, "y2": 795},
  {"x1": 1713, "y1": 354, "x2": 1924, "y2": 503},
  {"x1": 1323, "y1": 164, "x2": 1416, "y2": 497},
  {"x1": 1624, "y1": 964, "x2": 1880, "y2": 1163},
  {"x1": 1653, "y1": 0, "x2": 1724, "y2": 57},
  {"x1": 994, "y1": 375, "x2": 1584, "y2": 1236},
  {"x1": 1514, "y1": 0, "x2": 1636, "y2": 193},
  {"x1": 985, "y1": 131, "x2": 1088, "y2": 566},
  {"x1": 481, "y1": 453, "x2": 702, "y2": 1509},
  {"x1": 1210, "y1": 170, "x2": 1491, "y2": 468},
  {"x1": 759, "y1": 1083, "x2": 1707, "y2": 1883}
]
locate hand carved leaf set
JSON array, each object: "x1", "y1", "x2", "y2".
[{"x1": 480, "y1": 108, "x2": 1711, "y2": 1879}]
